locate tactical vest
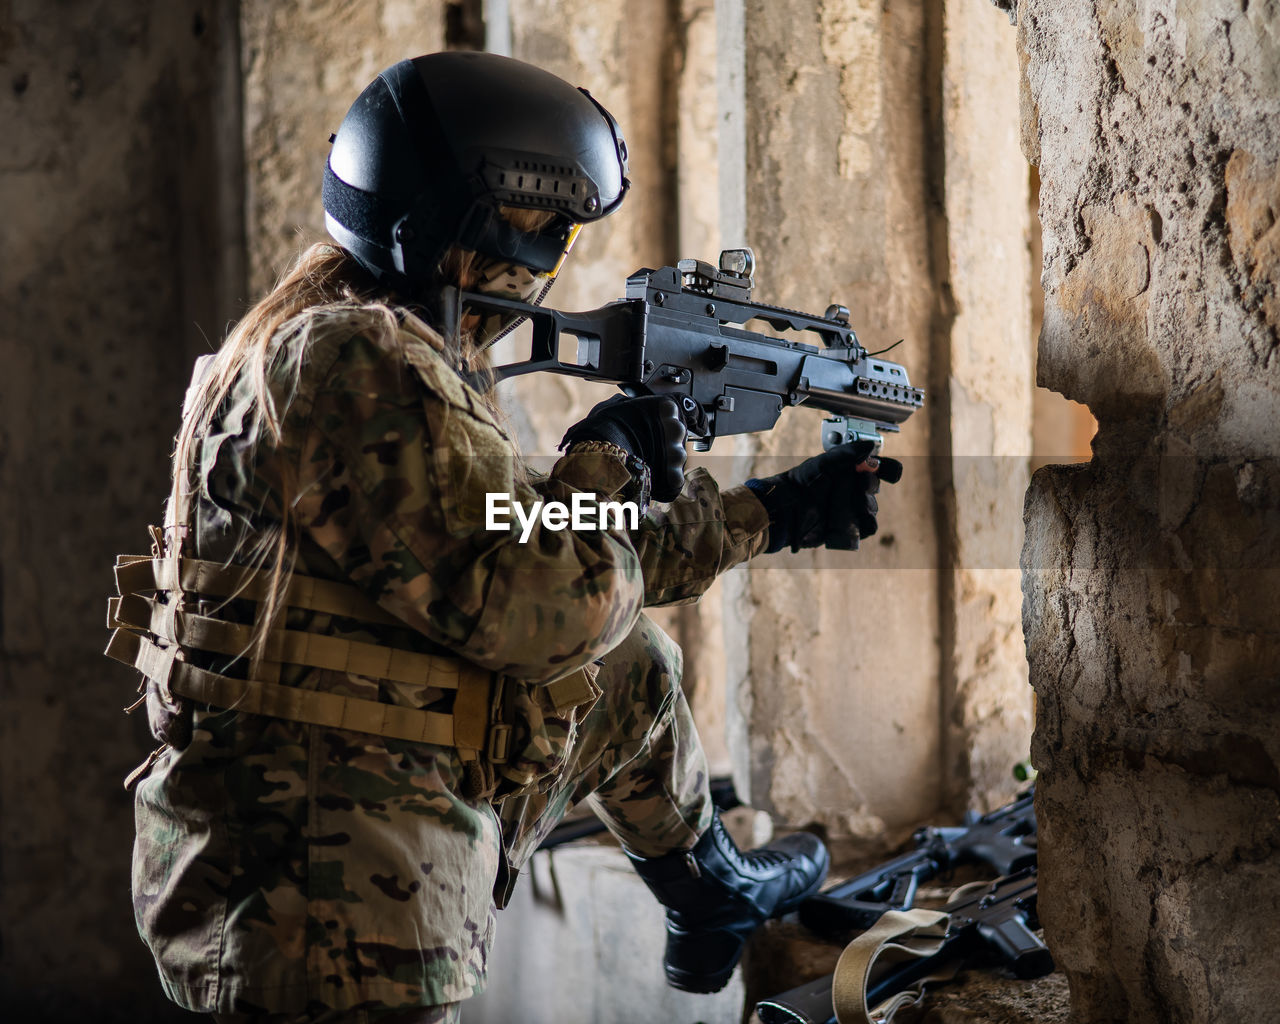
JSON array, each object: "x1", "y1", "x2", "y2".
[{"x1": 109, "y1": 350, "x2": 598, "y2": 800}]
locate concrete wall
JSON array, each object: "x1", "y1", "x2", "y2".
[
  {"x1": 1019, "y1": 0, "x2": 1280, "y2": 1020},
  {"x1": 934, "y1": 0, "x2": 1035, "y2": 813},
  {"x1": 240, "y1": 0, "x2": 447, "y2": 291},
  {"x1": 18, "y1": 0, "x2": 1279, "y2": 1017},
  {"x1": 721, "y1": 0, "x2": 943, "y2": 837},
  {"x1": 723, "y1": 0, "x2": 1034, "y2": 834},
  {"x1": 0, "y1": 1, "x2": 243, "y2": 1018},
  {"x1": 464, "y1": 845, "x2": 745, "y2": 1024}
]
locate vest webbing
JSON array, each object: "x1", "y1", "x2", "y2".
[
  {"x1": 108, "y1": 591, "x2": 471, "y2": 690},
  {"x1": 113, "y1": 553, "x2": 407, "y2": 628},
  {"x1": 107, "y1": 550, "x2": 508, "y2": 761},
  {"x1": 106, "y1": 628, "x2": 476, "y2": 748}
]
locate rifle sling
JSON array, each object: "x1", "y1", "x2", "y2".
[{"x1": 830, "y1": 907, "x2": 957, "y2": 1024}]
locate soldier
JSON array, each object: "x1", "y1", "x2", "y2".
[{"x1": 110, "y1": 53, "x2": 894, "y2": 1023}]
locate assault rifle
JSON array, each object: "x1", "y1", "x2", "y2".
[
  {"x1": 756, "y1": 868, "x2": 1052, "y2": 1024},
  {"x1": 753, "y1": 789, "x2": 1044, "y2": 1023},
  {"x1": 452, "y1": 248, "x2": 924, "y2": 457},
  {"x1": 798, "y1": 787, "x2": 1037, "y2": 937}
]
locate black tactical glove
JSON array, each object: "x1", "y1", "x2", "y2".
[
  {"x1": 559, "y1": 394, "x2": 689, "y2": 502},
  {"x1": 744, "y1": 440, "x2": 903, "y2": 553}
]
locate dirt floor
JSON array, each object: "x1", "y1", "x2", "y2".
[{"x1": 889, "y1": 969, "x2": 1071, "y2": 1023}]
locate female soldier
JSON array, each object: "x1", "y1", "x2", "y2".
[{"x1": 112, "y1": 52, "x2": 887, "y2": 1022}]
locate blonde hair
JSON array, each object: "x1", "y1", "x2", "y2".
[{"x1": 170, "y1": 207, "x2": 552, "y2": 670}]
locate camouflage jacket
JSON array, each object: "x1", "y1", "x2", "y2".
[{"x1": 131, "y1": 304, "x2": 769, "y2": 1012}]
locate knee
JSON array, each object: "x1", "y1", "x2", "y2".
[
  {"x1": 637, "y1": 617, "x2": 684, "y2": 701},
  {"x1": 601, "y1": 613, "x2": 684, "y2": 708}
]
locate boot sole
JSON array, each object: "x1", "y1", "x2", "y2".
[{"x1": 665, "y1": 959, "x2": 738, "y2": 994}]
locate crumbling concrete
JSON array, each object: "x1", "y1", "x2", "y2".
[{"x1": 1019, "y1": 0, "x2": 1280, "y2": 1019}]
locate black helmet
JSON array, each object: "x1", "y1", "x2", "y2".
[{"x1": 323, "y1": 52, "x2": 630, "y2": 296}]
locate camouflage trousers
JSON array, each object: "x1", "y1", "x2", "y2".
[
  {"x1": 498, "y1": 611, "x2": 715, "y2": 871},
  {"x1": 209, "y1": 614, "x2": 713, "y2": 1024}
]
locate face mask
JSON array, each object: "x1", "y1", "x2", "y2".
[
  {"x1": 460, "y1": 257, "x2": 547, "y2": 350},
  {"x1": 461, "y1": 223, "x2": 582, "y2": 350}
]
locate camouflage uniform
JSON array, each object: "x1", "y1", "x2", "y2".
[{"x1": 126, "y1": 304, "x2": 769, "y2": 1016}]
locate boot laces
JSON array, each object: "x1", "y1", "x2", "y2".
[
  {"x1": 744, "y1": 848, "x2": 790, "y2": 869},
  {"x1": 712, "y1": 815, "x2": 803, "y2": 875},
  {"x1": 714, "y1": 815, "x2": 792, "y2": 871}
]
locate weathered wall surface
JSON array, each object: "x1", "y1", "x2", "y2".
[
  {"x1": 726, "y1": 0, "x2": 1033, "y2": 835},
  {"x1": 728, "y1": 0, "x2": 943, "y2": 836},
  {"x1": 1020, "y1": 0, "x2": 1280, "y2": 1020},
  {"x1": 0, "y1": 1, "x2": 1048, "y2": 1016},
  {"x1": 241, "y1": 0, "x2": 447, "y2": 292},
  {"x1": 0, "y1": 1, "x2": 242, "y2": 1018},
  {"x1": 936, "y1": 0, "x2": 1035, "y2": 812}
]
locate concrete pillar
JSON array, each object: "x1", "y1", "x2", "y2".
[
  {"x1": 723, "y1": 0, "x2": 1034, "y2": 835},
  {"x1": 0, "y1": 1, "x2": 243, "y2": 1016},
  {"x1": 934, "y1": 0, "x2": 1035, "y2": 813},
  {"x1": 719, "y1": 0, "x2": 941, "y2": 838},
  {"x1": 1020, "y1": 0, "x2": 1280, "y2": 1019}
]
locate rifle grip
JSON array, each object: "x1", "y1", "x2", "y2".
[
  {"x1": 978, "y1": 917, "x2": 1054, "y2": 979},
  {"x1": 875, "y1": 456, "x2": 903, "y2": 484}
]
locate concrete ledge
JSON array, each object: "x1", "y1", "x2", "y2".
[{"x1": 464, "y1": 843, "x2": 745, "y2": 1024}]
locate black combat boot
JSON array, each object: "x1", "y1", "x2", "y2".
[{"x1": 627, "y1": 812, "x2": 830, "y2": 993}]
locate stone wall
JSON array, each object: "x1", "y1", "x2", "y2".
[
  {"x1": 0, "y1": 1, "x2": 242, "y2": 1018},
  {"x1": 1019, "y1": 0, "x2": 1280, "y2": 1020}
]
